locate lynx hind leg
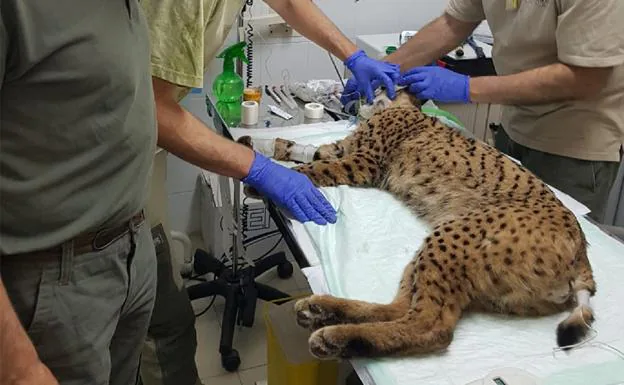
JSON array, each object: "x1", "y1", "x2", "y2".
[
  {"x1": 295, "y1": 260, "x2": 417, "y2": 331},
  {"x1": 307, "y1": 246, "x2": 465, "y2": 359},
  {"x1": 295, "y1": 295, "x2": 408, "y2": 331}
]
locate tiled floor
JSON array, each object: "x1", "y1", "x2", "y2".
[{"x1": 188, "y1": 235, "x2": 313, "y2": 385}]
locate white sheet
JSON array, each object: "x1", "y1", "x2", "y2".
[
  {"x1": 301, "y1": 187, "x2": 624, "y2": 385},
  {"x1": 230, "y1": 122, "x2": 624, "y2": 385}
]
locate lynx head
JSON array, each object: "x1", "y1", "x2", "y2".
[{"x1": 357, "y1": 86, "x2": 422, "y2": 120}]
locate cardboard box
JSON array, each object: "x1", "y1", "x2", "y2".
[{"x1": 264, "y1": 300, "x2": 339, "y2": 385}]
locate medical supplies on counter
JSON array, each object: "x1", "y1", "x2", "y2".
[
  {"x1": 289, "y1": 79, "x2": 344, "y2": 115},
  {"x1": 243, "y1": 86, "x2": 262, "y2": 103},
  {"x1": 241, "y1": 101, "x2": 259, "y2": 125}
]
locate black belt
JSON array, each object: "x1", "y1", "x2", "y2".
[{"x1": 4, "y1": 211, "x2": 145, "y2": 259}]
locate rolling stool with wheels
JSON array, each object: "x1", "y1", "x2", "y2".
[{"x1": 187, "y1": 248, "x2": 294, "y2": 372}]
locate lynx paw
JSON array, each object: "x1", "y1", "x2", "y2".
[
  {"x1": 309, "y1": 326, "x2": 350, "y2": 360},
  {"x1": 237, "y1": 135, "x2": 254, "y2": 149},
  {"x1": 295, "y1": 295, "x2": 344, "y2": 331}
]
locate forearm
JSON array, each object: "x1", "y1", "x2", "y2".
[
  {"x1": 265, "y1": 0, "x2": 357, "y2": 61},
  {"x1": 155, "y1": 100, "x2": 254, "y2": 180},
  {"x1": 469, "y1": 63, "x2": 613, "y2": 105},
  {"x1": 0, "y1": 280, "x2": 55, "y2": 385},
  {"x1": 386, "y1": 13, "x2": 478, "y2": 71}
]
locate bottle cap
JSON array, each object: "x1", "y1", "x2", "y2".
[{"x1": 385, "y1": 46, "x2": 397, "y2": 55}]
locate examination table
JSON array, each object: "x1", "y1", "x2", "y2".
[{"x1": 206, "y1": 93, "x2": 624, "y2": 385}]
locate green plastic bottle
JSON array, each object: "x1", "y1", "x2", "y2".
[{"x1": 212, "y1": 42, "x2": 249, "y2": 126}]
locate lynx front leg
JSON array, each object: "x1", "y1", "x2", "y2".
[
  {"x1": 294, "y1": 152, "x2": 381, "y2": 188},
  {"x1": 237, "y1": 136, "x2": 333, "y2": 163},
  {"x1": 236, "y1": 136, "x2": 307, "y2": 162},
  {"x1": 313, "y1": 133, "x2": 362, "y2": 161},
  {"x1": 295, "y1": 256, "x2": 417, "y2": 330},
  {"x1": 237, "y1": 134, "x2": 361, "y2": 163}
]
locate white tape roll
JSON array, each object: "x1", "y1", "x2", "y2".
[
  {"x1": 304, "y1": 102, "x2": 324, "y2": 119},
  {"x1": 241, "y1": 101, "x2": 259, "y2": 125}
]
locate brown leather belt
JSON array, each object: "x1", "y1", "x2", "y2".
[{"x1": 6, "y1": 211, "x2": 145, "y2": 259}]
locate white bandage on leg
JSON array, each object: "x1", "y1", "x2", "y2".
[
  {"x1": 576, "y1": 289, "x2": 590, "y2": 307},
  {"x1": 290, "y1": 143, "x2": 318, "y2": 163},
  {"x1": 249, "y1": 138, "x2": 276, "y2": 157}
]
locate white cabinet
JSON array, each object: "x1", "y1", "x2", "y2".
[
  {"x1": 437, "y1": 102, "x2": 503, "y2": 145},
  {"x1": 485, "y1": 104, "x2": 503, "y2": 145}
]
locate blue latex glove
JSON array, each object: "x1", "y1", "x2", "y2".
[
  {"x1": 339, "y1": 78, "x2": 360, "y2": 106},
  {"x1": 398, "y1": 66, "x2": 470, "y2": 103},
  {"x1": 344, "y1": 50, "x2": 400, "y2": 104},
  {"x1": 340, "y1": 78, "x2": 381, "y2": 106},
  {"x1": 242, "y1": 152, "x2": 337, "y2": 225}
]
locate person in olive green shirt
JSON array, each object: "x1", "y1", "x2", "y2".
[{"x1": 1, "y1": 0, "x2": 158, "y2": 384}]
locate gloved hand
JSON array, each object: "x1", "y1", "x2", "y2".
[
  {"x1": 242, "y1": 152, "x2": 337, "y2": 225},
  {"x1": 339, "y1": 78, "x2": 360, "y2": 106},
  {"x1": 344, "y1": 50, "x2": 400, "y2": 104},
  {"x1": 398, "y1": 66, "x2": 470, "y2": 103},
  {"x1": 340, "y1": 78, "x2": 382, "y2": 106}
]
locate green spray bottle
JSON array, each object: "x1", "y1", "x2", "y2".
[{"x1": 212, "y1": 42, "x2": 249, "y2": 126}]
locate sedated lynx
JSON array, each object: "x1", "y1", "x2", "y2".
[{"x1": 237, "y1": 90, "x2": 596, "y2": 360}]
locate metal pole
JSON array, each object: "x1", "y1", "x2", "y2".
[{"x1": 236, "y1": 12, "x2": 244, "y2": 78}]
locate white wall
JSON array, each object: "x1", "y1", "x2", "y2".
[
  {"x1": 243, "y1": 0, "x2": 447, "y2": 84},
  {"x1": 166, "y1": 0, "x2": 448, "y2": 234},
  {"x1": 165, "y1": 94, "x2": 209, "y2": 234}
]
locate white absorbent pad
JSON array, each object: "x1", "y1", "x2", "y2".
[{"x1": 302, "y1": 187, "x2": 624, "y2": 385}]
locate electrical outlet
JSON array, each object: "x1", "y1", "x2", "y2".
[
  {"x1": 243, "y1": 12, "x2": 301, "y2": 39},
  {"x1": 268, "y1": 22, "x2": 300, "y2": 37},
  {"x1": 243, "y1": 13, "x2": 284, "y2": 27}
]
